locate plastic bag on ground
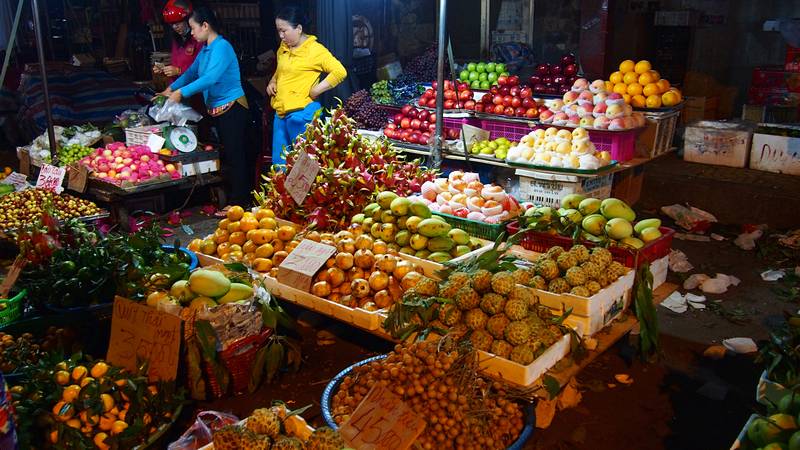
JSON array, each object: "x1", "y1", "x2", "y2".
[
  {"x1": 734, "y1": 229, "x2": 763, "y2": 250},
  {"x1": 660, "y1": 204, "x2": 717, "y2": 231},
  {"x1": 669, "y1": 249, "x2": 694, "y2": 273},
  {"x1": 683, "y1": 274, "x2": 710, "y2": 290},
  {"x1": 168, "y1": 411, "x2": 240, "y2": 450},
  {"x1": 150, "y1": 99, "x2": 203, "y2": 126}
]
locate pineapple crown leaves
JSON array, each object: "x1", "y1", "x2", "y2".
[{"x1": 437, "y1": 231, "x2": 526, "y2": 279}]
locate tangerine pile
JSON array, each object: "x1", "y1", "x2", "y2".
[
  {"x1": 10, "y1": 358, "x2": 181, "y2": 449},
  {"x1": 188, "y1": 205, "x2": 301, "y2": 274},
  {"x1": 331, "y1": 339, "x2": 526, "y2": 450},
  {"x1": 607, "y1": 59, "x2": 682, "y2": 108}
]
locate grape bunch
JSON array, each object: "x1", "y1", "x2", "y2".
[
  {"x1": 343, "y1": 90, "x2": 390, "y2": 130},
  {"x1": 405, "y1": 44, "x2": 449, "y2": 82},
  {"x1": 370, "y1": 80, "x2": 393, "y2": 104},
  {"x1": 388, "y1": 73, "x2": 423, "y2": 105},
  {"x1": 57, "y1": 144, "x2": 94, "y2": 166}
]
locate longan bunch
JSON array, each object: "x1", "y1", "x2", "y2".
[{"x1": 331, "y1": 339, "x2": 525, "y2": 450}]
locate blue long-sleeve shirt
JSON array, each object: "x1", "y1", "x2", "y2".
[{"x1": 170, "y1": 36, "x2": 244, "y2": 108}]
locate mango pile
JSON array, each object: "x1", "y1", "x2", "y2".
[
  {"x1": 522, "y1": 195, "x2": 663, "y2": 249},
  {"x1": 351, "y1": 191, "x2": 483, "y2": 263},
  {"x1": 10, "y1": 358, "x2": 181, "y2": 449},
  {"x1": 145, "y1": 267, "x2": 254, "y2": 311}
]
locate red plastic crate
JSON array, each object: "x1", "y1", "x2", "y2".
[
  {"x1": 443, "y1": 116, "x2": 480, "y2": 129},
  {"x1": 479, "y1": 119, "x2": 531, "y2": 141},
  {"x1": 506, "y1": 221, "x2": 675, "y2": 268}
]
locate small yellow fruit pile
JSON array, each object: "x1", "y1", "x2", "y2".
[
  {"x1": 607, "y1": 59, "x2": 682, "y2": 108},
  {"x1": 188, "y1": 206, "x2": 302, "y2": 274},
  {"x1": 11, "y1": 359, "x2": 178, "y2": 449}
]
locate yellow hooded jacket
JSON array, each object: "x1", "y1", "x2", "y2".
[{"x1": 271, "y1": 35, "x2": 347, "y2": 117}]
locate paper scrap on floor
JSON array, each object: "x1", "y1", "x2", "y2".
[
  {"x1": 761, "y1": 269, "x2": 786, "y2": 281},
  {"x1": 734, "y1": 229, "x2": 763, "y2": 250},
  {"x1": 660, "y1": 204, "x2": 717, "y2": 231},
  {"x1": 722, "y1": 337, "x2": 757, "y2": 354},
  {"x1": 661, "y1": 291, "x2": 706, "y2": 313},
  {"x1": 683, "y1": 273, "x2": 740, "y2": 294},
  {"x1": 669, "y1": 249, "x2": 693, "y2": 273}
]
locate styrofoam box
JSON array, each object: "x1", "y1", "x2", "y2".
[
  {"x1": 476, "y1": 334, "x2": 571, "y2": 387},
  {"x1": 750, "y1": 131, "x2": 800, "y2": 176},
  {"x1": 683, "y1": 121, "x2": 753, "y2": 168},
  {"x1": 516, "y1": 169, "x2": 613, "y2": 208},
  {"x1": 533, "y1": 269, "x2": 635, "y2": 317},
  {"x1": 180, "y1": 159, "x2": 220, "y2": 177},
  {"x1": 651, "y1": 255, "x2": 669, "y2": 290},
  {"x1": 556, "y1": 290, "x2": 631, "y2": 337}
]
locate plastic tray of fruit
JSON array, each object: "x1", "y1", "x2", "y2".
[
  {"x1": 536, "y1": 121, "x2": 646, "y2": 133},
  {"x1": 472, "y1": 111, "x2": 539, "y2": 124},
  {"x1": 506, "y1": 159, "x2": 619, "y2": 175},
  {"x1": 476, "y1": 333, "x2": 572, "y2": 387},
  {"x1": 506, "y1": 222, "x2": 675, "y2": 268},
  {"x1": 261, "y1": 274, "x2": 389, "y2": 333}
]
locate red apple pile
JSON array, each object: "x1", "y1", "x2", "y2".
[
  {"x1": 528, "y1": 54, "x2": 580, "y2": 95},
  {"x1": 417, "y1": 80, "x2": 476, "y2": 111},
  {"x1": 382, "y1": 105, "x2": 460, "y2": 144},
  {"x1": 476, "y1": 75, "x2": 543, "y2": 118}
]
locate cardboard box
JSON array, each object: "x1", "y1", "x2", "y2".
[
  {"x1": 682, "y1": 96, "x2": 719, "y2": 124},
  {"x1": 683, "y1": 121, "x2": 753, "y2": 168},
  {"x1": 750, "y1": 126, "x2": 800, "y2": 176}
]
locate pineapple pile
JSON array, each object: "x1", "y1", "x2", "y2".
[
  {"x1": 530, "y1": 245, "x2": 628, "y2": 297},
  {"x1": 212, "y1": 405, "x2": 347, "y2": 450},
  {"x1": 423, "y1": 268, "x2": 566, "y2": 366}
]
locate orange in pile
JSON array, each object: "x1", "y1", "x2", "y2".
[
  {"x1": 607, "y1": 59, "x2": 682, "y2": 108},
  {"x1": 187, "y1": 206, "x2": 301, "y2": 274}
]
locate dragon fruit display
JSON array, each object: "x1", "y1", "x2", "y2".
[
  {"x1": 407, "y1": 171, "x2": 522, "y2": 224},
  {"x1": 256, "y1": 108, "x2": 437, "y2": 231}
]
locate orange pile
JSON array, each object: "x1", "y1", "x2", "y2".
[{"x1": 607, "y1": 59, "x2": 682, "y2": 108}]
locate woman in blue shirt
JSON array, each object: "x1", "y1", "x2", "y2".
[{"x1": 162, "y1": 6, "x2": 251, "y2": 204}]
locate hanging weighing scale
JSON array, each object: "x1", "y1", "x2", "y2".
[{"x1": 164, "y1": 126, "x2": 198, "y2": 153}]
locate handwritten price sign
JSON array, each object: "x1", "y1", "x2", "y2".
[
  {"x1": 107, "y1": 296, "x2": 182, "y2": 382},
  {"x1": 340, "y1": 384, "x2": 426, "y2": 450},
  {"x1": 276, "y1": 239, "x2": 337, "y2": 291},
  {"x1": 284, "y1": 150, "x2": 320, "y2": 205},
  {"x1": 35, "y1": 164, "x2": 66, "y2": 194}
]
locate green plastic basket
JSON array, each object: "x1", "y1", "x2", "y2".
[
  {"x1": 0, "y1": 289, "x2": 25, "y2": 327},
  {"x1": 431, "y1": 212, "x2": 509, "y2": 241}
]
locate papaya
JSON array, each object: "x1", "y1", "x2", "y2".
[
  {"x1": 427, "y1": 236, "x2": 455, "y2": 252},
  {"x1": 409, "y1": 201, "x2": 432, "y2": 219},
  {"x1": 418, "y1": 218, "x2": 451, "y2": 238},
  {"x1": 428, "y1": 252, "x2": 451, "y2": 263},
  {"x1": 448, "y1": 228, "x2": 470, "y2": 245}
]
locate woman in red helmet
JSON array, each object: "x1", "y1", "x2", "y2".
[{"x1": 154, "y1": 0, "x2": 204, "y2": 79}]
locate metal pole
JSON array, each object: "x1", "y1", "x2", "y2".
[
  {"x1": 431, "y1": 0, "x2": 446, "y2": 169},
  {"x1": 31, "y1": 0, "x2": 58, "y2": 164},
  {"x1": 0, "y1": 0, "x2": 26, "y2": 89}
]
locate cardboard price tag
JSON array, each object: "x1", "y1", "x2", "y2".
[
  {"x1": 339, "y1": 384, "x2": 426, "y2": 450},
  {"x1": 147, "y1": 133, "x2": 166, "y2": 154},
  {"x1": 67, "y1": 164, "x2": 89, "y2": 193},
  {"x1": 0, "y1": 259, "x2": 24, "y2": 298},
  {"x1": 276, "y1": 239, "x2": 336, "y2": 292},
  {"x1": 0, "y1": 172, "x2": 29, "y2": 191},
  {"x1": 462, "y1": 124, "x2": 491, "y2": 153},
  {"x1": 284, "y1": 151, "x2": 320, "y2": 205},
  {"x1": 35, "y1": 163, "x2": 66, "y2": 194},
  {"x1": 107, "y1": 296, "x2": 182, "y2": 382}
]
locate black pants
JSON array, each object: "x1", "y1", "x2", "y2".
[{"x1": 215, "y1": 102, "x2": 252, "y2": 205}]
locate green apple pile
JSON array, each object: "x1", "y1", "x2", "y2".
[
  {"x1": 350, "y1": 192, "x2": 483, "y2": 263},
  {"x1": 740, "y1": 389, "x2": 800, "y2": 450},
  {"x1": 459, "y1": 61, "x2": 509, "y2": 90},
  {"x1": 469, "y1": 137, "x2": 517, "y2": 159},
  {"x1": 522, "y1": 194, "x2": 663, "y2": 249}
]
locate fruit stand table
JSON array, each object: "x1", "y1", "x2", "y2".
[{"x1": 85, "y1": 173, "x2": 226, "y2": 230}]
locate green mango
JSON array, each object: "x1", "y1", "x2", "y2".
[
  {"x1": 418, "y1": 218, "x2": 451, "y2": 238},
  {"x1": 427, "y1": 236, "x2": 455, "y2": 252},
  {"x1": 634, "y1": 218, "x2": 662, "y2": 235},
  {"x1": 428, "y1": 251, "x2": 451, "y2": 263}
]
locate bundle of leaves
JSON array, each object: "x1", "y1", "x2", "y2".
[
  {"x1": 18, "y1": 214, "x2": 191, "y2": 310},
  {"x1": 256, "y1": 107, "x2": 436, "y2": 231},
  {"x1": 758, "y1": 312, "x2": 800, "y2": 387}
]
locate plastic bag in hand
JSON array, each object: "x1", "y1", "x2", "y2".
[
  {"x1": 168, "y1": 411, "x2": 240, "y2": 450},
  {"x1": 150, "y1": 100, "x2": 203, "y2": 126}
]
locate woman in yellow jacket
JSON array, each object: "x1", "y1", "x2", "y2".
[{"x1": 268, "y1": 5, "x2": 347, "y2": 165}]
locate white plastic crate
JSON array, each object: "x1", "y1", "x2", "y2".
[
  {"x1": 125, "y1": 125, "x2": 165, "y2": 146},
  {"x1": 180, "y1": 159, "x2": 220, "y2": 176},
  {"x1": 516, "y1": 169, "x2": 613, "y2": 208}
]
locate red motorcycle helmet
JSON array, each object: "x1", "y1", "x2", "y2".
[{"x1": 162, "y1": 0, "x2": 192, "y2": 24}]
